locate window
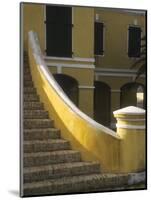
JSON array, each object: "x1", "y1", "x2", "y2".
[
  {"x1": 94, "y1": 22, "x2": 104, "y2": 55},
  {"x1": 46, "y1": 6, "x2": 72, "y2": 57},
  {"x1": 128, "y1": 26, "x2": 141, "y2": 58}
]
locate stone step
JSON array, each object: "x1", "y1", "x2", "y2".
[
  {"x1": 23, "y1": 173, "x2": 128, "y2": 196},
  {"x1": 24, "y1": 139, "x2": 70, "y2": 153},
  {"x1": 24, "y1": 74, "x2": 32, "y2": 81},
  {"x1": 24, "y1": 128, "x2": 61, "y2": 140},
  {"x1": 24, "y1": 80, "x2": 33, "y2": 87},
  {"x1": 24, "y1": 67, "x2": 30, "y2": 74},
  {"x1": 24, "y1": 87, "x2": 36, "y2": 94},
  {"x1": 24, "y1": 150, "x2": 81, "y2": 167},
  {"x1": 24, "y1": 94, "x2": 39, "y2": 102},
  {"x1": 24, "y1": 161, "x2": 100, "y2": 183},
  {"x1": 24, "y1": 110, "x2": 49, "y2": 119},
  {"x1": 24, "y1": 102, "x2": 44, "y2": 110},
  {"x1": 24, "y1": 119, "x2": 54, "y2": 129}
]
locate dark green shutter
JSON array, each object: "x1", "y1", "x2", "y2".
[
  {"x1": 46, "y1": 6, "x2": 72, "y2": 57},
  {"x1": 94, "y1": 22, "x2": 104, "y2": 55},
  {"x1": 128, "y1": 26, "x2": 141, "y2": 57}
]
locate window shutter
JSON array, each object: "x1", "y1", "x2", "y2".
[
  {"x1": 94, "y1": 22, "x2": 104, "y2": 55},
  {"x1": 128, "y1": 26, "x2": 141, "y2": 57}
]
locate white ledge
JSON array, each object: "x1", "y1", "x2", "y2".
[
  {"x1": 44, "y1": 56, "x2": 95, "y2": 63},
  {"x1": 114, "y1": 106, "x2": 145, "y2": 115},
  {"x1": 116, "y1": 124, "x2": 145, "y2": 130}
]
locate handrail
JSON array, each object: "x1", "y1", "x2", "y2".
[{"x1": 28, "y1": 31, "x2": 119, "y2": 139}]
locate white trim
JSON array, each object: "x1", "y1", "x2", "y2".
[
  {"x1": 116, "y1": 124, "x2": 145, "y2": 130},
  {"x1": 117, "y1": 118, "x2": 145, "y2": 122},
  {"x1": 47, "y1": 62, "x2": 95, "y2": 69},
  {"x1": 44, "y1": 56, "x2": 95, "y2": 63},
  {"x1": 78, "y1": 86, "x2": 95, "y2": 89},
  {"x1": 113, "y1": 106, "x2": 145, "y2": 115},
  {"x1": 28, "y1": 31, "x2": 119, "y2": 139},
  {"x1": 97, "y1": 8, "x2": 146, "y2": 16},
  {"x1": 95, "y1": 67, "x2": 145, "y2": 78},
  {"x1": 57, "y1": 65, "x2": 62, "y2": 74}
]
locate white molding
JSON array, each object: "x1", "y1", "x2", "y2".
[
  {"x1": 78, "y1": 86, "x2": 95, "y2": 89},
  {"x1": 47, "y1": 62, "x2": 95, "y2": 69},
  {"x1": 97, "y1": 8, "x2": 146, "y2": 16},
  {"x1": 44, "y1": 56, "x2": 95, "y2": 63},
  {"x1": 95, "y1": 67, "x2": 145, "y2": 78},
  {"x1": 57, "y1": 65, "x2": 62, "y2": 74},
  {"x1": 28, "y1": 31, "x2": 119, "y2": 139},
  {"x1": 117, "y1": 118, "x2": 145, "y2": 122},
  {"x1": 113, "y1": 106, "x2": 145, "y2": 115},
  {"x1": 116, "y1": 124, "x2": 145, "y2": 130}
]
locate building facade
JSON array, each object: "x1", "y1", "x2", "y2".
[{"x1": 22, "y1": 3, "x2": 146, "y2": 129}]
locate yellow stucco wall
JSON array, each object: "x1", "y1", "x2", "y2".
[
  {"x1": 22, "y1": 3, "x2": 45, "y2": 52},
  {"x1": 28, "y1": 31, "x2": 146, "y2": 173},
  {"x1": 22, "y1": 3, "x2": 95, "y2": 117},
  {"x1": 95, "y1": 9, "x2": 146, "y2": 69},
  {"x1": 73, "y1": 7, "x2": 94, "y2": 58}
]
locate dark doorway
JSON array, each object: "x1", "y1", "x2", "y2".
[
  {"x1": 46, "y1": 6, "x2": 72, "y2": 57},
  {"x1": 53, "y1": 74, "x2": 79, "y2": 106},
  {"x1": 94, "y1": 81, "x2": 111, "y2": 127},
  {"x1": 120, "y1": 82, "x2": 145, "y2": 108}
]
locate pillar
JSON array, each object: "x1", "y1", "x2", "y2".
[{"x1": 113, "y1": 106, "x2": 146, "y2": 173}]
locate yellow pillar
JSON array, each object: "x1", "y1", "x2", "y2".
[{"x1": 113, "y1": 106, "x2": 146, "y2": 173}]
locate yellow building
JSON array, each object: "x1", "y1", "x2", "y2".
[
  {"x1": 22, "y1": 3, "x2": 146, "y2": 130},
  {"x1": 21, "y1": 3, "x2": 146, "y2": 196}
]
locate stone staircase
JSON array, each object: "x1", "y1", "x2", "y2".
[{"x1": 23, "y1": 54, "x2": 128, "y2": 196}]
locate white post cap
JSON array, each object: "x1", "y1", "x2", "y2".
[{"x1": 113, "y1": 106, "x2": 145, "y2": 115}]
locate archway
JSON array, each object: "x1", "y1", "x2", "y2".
[
  {"x1": 94, "y1": 81, "x2": 111, "y2": 127},
  {"x1": 120, "y1": 82, "x2": 145, "y2": 108},
  {"x1": 53, "y1": 74, "x2": 79, "y2": 106}
]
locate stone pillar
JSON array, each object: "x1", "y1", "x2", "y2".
[{"x1": 113, "y1": 106, "x2": 146, "y2": 173}]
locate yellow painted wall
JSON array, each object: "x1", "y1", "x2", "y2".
[
  {"x1": 79, "y1": 89, "x2": 94, "y2": 118},
  {"x1": 22, "y1": 3, "x2": 95, "y2": 117},
  {"x1": 28, "y1": 31, "x2": 146, "y2": 174},
  {"x1": 28, "y1": 34, "x2": 120, "y2": 173},
  {"x1": 22, "y1": 3, "x2": 45, "y2": 52},
  {"x1": 95, "y1": 9, "x2": 146, "y2": 69},
  {"x1": 62, "y1": 67, "x2": 94, "y2": 86},
  {"x1": 73, "y1": 7, "x2": 94, "y2": 58}
]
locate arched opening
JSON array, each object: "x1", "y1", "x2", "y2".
[
  {"x1": 120, "y1": 82, "x2": 145, "y2": 108},
  {"x1": 94, "y1": 81, "x2": 111, "y2": 127},
  {"x1": 53, "y1": 74, "x2": 79, "y2": 106}
]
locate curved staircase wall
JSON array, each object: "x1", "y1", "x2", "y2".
[{"x1": 28, "y1": 31, "x2": 122, "y2": 173}]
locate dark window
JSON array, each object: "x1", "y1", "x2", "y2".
[
  {"x1": 128, "y1": 26, "x2": 141, "y2": 57},
  {"x1": 94, "y1": 22, "x2": 104, "y2": 55},
  {"x1": 46, "y1": 6, "x2": 72, "y2": 57}
]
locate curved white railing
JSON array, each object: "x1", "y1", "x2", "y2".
[{"x1": 28, "y1": 31, "x2": 119, "y2": 139}]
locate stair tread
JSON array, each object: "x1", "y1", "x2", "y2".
[
  {"x1": 24, "y1": 161, "x2": 100, "y2": 173},
  {"x1": 24, "y1": 119, "x2": 52, "y2": 122},
  {"x1": 24, "y1": 150, "x2": 80, "y2": 158},
  {"x1": 24, "y1": 128, "x2": 59, "y2": 132},
  {"x1": 24, "y1": 139, "x2": 69, "y2": 145},
  {"x1": 24, "y1": 173, "x2": 127, "y2": 189}
]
